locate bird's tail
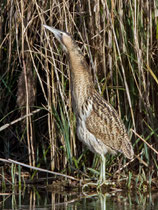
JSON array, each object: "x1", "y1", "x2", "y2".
[{"x1": 122, "y1": 137, "x2": 134, "y2": 159}]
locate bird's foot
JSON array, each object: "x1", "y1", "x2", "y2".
[
  {"x1": 82, "y1": 182, "x2": 98, "y2": 196},
  {"x1": 97, "y1": 179, "x2": 115, "y2": 191},
  {"x1": 82, "y1": 179, "x2": 115, "y2": 194},
  {"x1": 82, "y1": 182, "x2": 98, "y2": 191}
]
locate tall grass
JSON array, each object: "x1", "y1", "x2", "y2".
[{"x1": 0, "y1": 0, "x2": 158, "y2": 185}]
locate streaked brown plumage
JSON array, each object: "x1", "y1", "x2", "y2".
[{"x1": 44, "y1": 25, "x2": 134, "y2": 183}]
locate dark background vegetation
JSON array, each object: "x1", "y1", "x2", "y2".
[{"x1": 0, "y1": 0, "x2": 158, "y2": 185}]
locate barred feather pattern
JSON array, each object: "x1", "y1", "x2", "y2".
[{"x1": 76, "y1": 89, "x2": 134, "y2": 159}]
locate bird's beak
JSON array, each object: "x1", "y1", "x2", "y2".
[
  {"x1": 43, "y1": 25, "x2": 68, "y2": 51},
  {"x1": 43, "y1": 25, "x2": 62, "y2": 42}
]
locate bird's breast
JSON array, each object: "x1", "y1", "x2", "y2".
[
  {"x1": 76, "y1": 116, "x2": 109, "y2": 155},
  {"x1": 75, "y1": 98, "x2": 109, "y2": 155}
]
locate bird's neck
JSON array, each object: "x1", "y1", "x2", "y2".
[
  {"x1": 69, "y1": 48, "x2": 92, "y2": 83},
  {"x1": 68, "y1": 49, "x2": 94, "y2": 109}
]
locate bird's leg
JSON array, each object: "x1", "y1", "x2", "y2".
[
  {"x1": 98, "y1": 154, "x2": 106, "y2": 184},
  {"x1": 102, "y1": 154, "x2": 106, "y2": 182},
  {"x1": 97, "y1": 155, "x2": 115, "y2": 189},
  {"x1": 82, "y1": 155, "x2": 105, "y2": 192},
  {"x1": 82, "y1": 155, "x2": 114, "y2": 193}
]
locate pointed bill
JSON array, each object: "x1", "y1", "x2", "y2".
[
  {"x1": 43, "y1": 25, "x2": 68, "y2": 51},
  {"x1": 43, "y1": 25, "x2": 62, "y2": 42}
]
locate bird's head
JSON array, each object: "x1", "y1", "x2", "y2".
[{"x1": 43, "y1": 25, "x2": 72, "y2": 52}]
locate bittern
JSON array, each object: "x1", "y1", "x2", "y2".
[{"x1": 44, "y1": 25, "x2": 134, "y2": 184}]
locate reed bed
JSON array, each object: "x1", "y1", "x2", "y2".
[{"x1": 0, "y1": 0, "x2": 158, "y2": 190}]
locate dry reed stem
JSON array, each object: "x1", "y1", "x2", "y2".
[
  {"x1": 115, "y1": 151, "x2": 148, "y2": 174},
  {"x1": 0, "y1": 158, "x2": 79, "y2": 181},
  {"x1": 0, "y1": 109, "x2": 41, "y2": 132},
  {"x1": 132, "y1": 129, "x2": 158, "y2": 156},
  {"x1": 105, "y1": 1, "x2": 136, "y2": 130}
]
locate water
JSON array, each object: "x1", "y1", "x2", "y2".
[{"x1": 1, "y1": 187, "x2": 158, "y2": 209}]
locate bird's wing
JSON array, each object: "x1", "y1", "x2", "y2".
[{"x1": 85, "y1": 91, "x2": 128, "y2": 153}]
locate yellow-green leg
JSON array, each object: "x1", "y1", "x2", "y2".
[
  {"x1": 99, "y1": 154, "x2": 106, "y2": 183},
  {"x1": 82, "y1": 155, "x2": 115, "y2": 193},
  {"x1": 98, "y1": 154, "x2": 115, "y2": 189},
  {"x1": 82, "y1": 155, "x2": 106, "y2": 193}
]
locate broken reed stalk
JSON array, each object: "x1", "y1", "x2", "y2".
[{"x1": 17, "y1": 0, "x2": 35, "y2": 167}]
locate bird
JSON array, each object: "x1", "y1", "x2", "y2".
[{"x1": 43, "y1": 25, "x2": 134, "y2": 185}]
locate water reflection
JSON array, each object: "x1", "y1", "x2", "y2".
[{"x1": 0, "y1": 186, "x2": 158, "y2": 209}]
